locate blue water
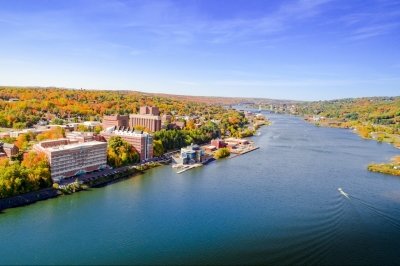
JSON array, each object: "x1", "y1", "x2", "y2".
[{"x1": 1, "y1": 114, "x2": 400, "y2": 265}]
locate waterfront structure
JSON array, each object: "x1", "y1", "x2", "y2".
[
  {"x1": 211, "y1": 139, "x2": 227, "y2": 149},
  {"x1": 225, "y1": 138, "x2": 249, "y2": 145},
  {"x1": 205, "y1": 145, "x2": 217, "y2": 153},
  {"x1": 129, "y1": 106, "x2": 162, "y2": 132},
  {"x1": 102, "y1": 127, "x2": 153, "y2": 161},
  {"x1": 102, "y1": 114, "x2": 129, "y2": 130},
  {"x1": 180, "y1": 144, "x2": 205, "y2": 165},
  {"x1": 33, "y1": 139, "x2": 107, "y2": 182}
]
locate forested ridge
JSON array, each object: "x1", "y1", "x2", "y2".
[{"x1": 0, "y1": 87, "x2": 235, "y2": 128}]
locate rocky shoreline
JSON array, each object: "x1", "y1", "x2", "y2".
[{"x1": 0, "y1": 188, "x2": 60, "y2": 211}]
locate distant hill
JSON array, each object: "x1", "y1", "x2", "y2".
[
  {"x1": 137, "y1": 91, "x2": 302, "y2": 105},
  {"x1": 0, "y1": 86, "x2": 303, "y2": 105}
]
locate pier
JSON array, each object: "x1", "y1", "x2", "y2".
[{"x1": 176, "y1": 163, "x2": 203, "y2": 174}]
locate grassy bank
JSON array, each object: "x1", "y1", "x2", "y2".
[{"x1": 368, "y1": 156, "x2": 400, "y2": 176}]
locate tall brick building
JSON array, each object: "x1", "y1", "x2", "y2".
[
  {"x1": 129, "y1": 106, "x2": 162, "y2": 132},
  {"x1": 101, "y1": 128, "x2": 153, "y2": 161},
  {"x1": 102, "y1": 114, "x2": 129, "y2": 130},
  {"x1": 102, "y1": 107, "x2": 162, "y2": 132}
]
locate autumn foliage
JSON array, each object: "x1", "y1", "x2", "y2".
[{"x1": 0, "y1": 151, "x2": 51, "y2": 198}]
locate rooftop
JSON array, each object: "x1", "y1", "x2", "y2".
[
  {"x1": 129, "y1": 114, "x2": 161, "y2": 119},
  {"x1": 39, "y1": 141, "x2": 106, "y2": 152}
]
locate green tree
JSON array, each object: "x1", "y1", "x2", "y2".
[
  {"x1": 214, "y1": 148, "x2": 230, "y2": 159},
  {"x1": 107, "y1": 136, "x2": 139, "y2": 167},
  {"x1": 153, "y1": 139, "x2": 164, "y2": 157}
]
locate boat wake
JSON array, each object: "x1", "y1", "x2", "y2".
[
  {"x1": 245, "y1": 195, "x2": 346, "y2": 265},
  {"x1": 339, "y1": 188, "x2": 400, "y2": 231}
]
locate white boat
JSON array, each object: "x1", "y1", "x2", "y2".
[{"x1": 338, "y1": 188, "x2": 350, "y2": 199}]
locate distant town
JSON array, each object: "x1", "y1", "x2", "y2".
[
  {"x1": 0, "y1": 87, "x2": 270, "y2": 208},
  {"x1": 1, "y1": 87, "x2": 399, "y2": 210}
]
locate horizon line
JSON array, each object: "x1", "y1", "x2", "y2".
[{"x1": 0, "y1": 84, "x2": 399, "y2": 103}]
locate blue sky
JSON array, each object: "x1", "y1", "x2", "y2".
[{"x1": 0, "y1": 0, "x2": 399, "y2": 100}]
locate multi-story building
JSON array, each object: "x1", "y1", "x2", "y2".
[
  {"x1": 128, "y1": 114, "x2": 162, "y2": 132},
  {"x1": 102, "y1": 107, "x2": 162, "y2": 132},
  {"x1": 180, "y1": 144, "x2": 205, "y2": 165},
  {"x1": 129, "y1": 106, "x2": 162, "y2": 132},
  {"x1": 140, "y1": 106, "x2": 160, "y2": 116},
  {"x1": 101, "y1": 128, "x2": 153, "y2": 161},
  {"x1": 102, "y1": 114, "x2": 129, "y2": 130},
  {"x1": 65, "y1": 131, "x2": 94, "y2": 143},
  {"x1": 33, "y1": 139, "x2": 107, "y2": 182}
]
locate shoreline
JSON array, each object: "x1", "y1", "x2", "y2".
[
  {"x1": 0, "y1": 188, "x2": 60, "y2": 212},
  {"x1": 0, "y1": 124, "x2": 266, "y2": 211},
  {"x1": 0, "y1": 162, "x2": 163, "y2": 212},
  {"x1": 303, "y1": 116, "x2": 400, "y2": 176}
]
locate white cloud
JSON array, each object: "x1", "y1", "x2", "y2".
[{"x1": 348, "y1": 23, "x2": 400, "y2": 41}]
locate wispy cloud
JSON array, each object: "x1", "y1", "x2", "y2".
[
  {"x1": 348, "y1": 22, "x2": 400, "y2": 41},
  {"x1": 335, "y1": 4, "x2": 400, "y2": 41},
  {"x1": 118, "y1": 0, "x2": 332, "y2": 45}
]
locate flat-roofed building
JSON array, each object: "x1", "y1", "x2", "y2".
[
  {"x1": 66, "y1": 131, "x2": 94, "y2": 143},
  {"x1": 101, "y1": 128, "x2": 153, "y2": 161},
  {"x1": 129, "y1": 114, "x2": 162, "y2": 132},
  {"x1": 102, "y1": 115, "x2": 129, "y2": 130},
  {"x1": 33, "y1": 139, "x2": 107, "y2": 182},
  {"x1": 128, "y1": 106, "x2": 162, "y2": 132},
  {"x1": 179, "y1": 144, "x2": 205, "y2": 165}
]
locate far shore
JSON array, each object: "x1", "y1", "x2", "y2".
[{"x1": 304, "y1": 116, "x2": 400, "y2": 177}]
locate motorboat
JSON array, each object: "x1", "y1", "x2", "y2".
[{"x1": 338, "y1": 188, "x2": 350, "y2": 199}]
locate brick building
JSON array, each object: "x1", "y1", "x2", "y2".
[
  {"x1": 140, "y1": 106, "x2": 160, "y2": 116},
  {"x1": 128, "y1": 114, "x2": 162, "y2": 132},
  {"x1": 211, "y1": 139, "x2": 227, "y2": 149},
  {"x1": 102, "y1": 115, "x2": 129, "y2": 130},
  {"x1": 65, "y1": 132, "x2": 94, "y2": 143},
  {"x1": 33, "y1": 139, "x2": 107, "y2": 182},
  {"x1": 102, "y1": 107, "x2": 162, "y2": 132},
  {"x1": 129, "y1": 106, "x2": 161, "y2": 132},
  {"x1": 101, "y1": 128, "x2": 153, "y2": 161}
]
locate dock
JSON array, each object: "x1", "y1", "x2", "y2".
[
  {"x1": 230, "y1": 146, "x2": 259, "y2": 159},
  {"x1": 176, "y1": 163, "x2": 203, "y2": 174}
]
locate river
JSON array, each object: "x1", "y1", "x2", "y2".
[{"x1": 1, "y1": 114, "x2": 400, "y2": 265}]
